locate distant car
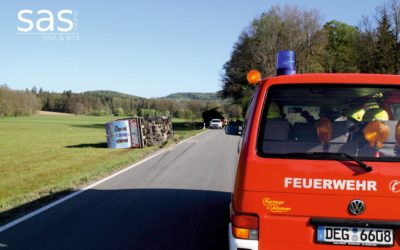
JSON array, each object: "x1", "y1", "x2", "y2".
[{"x1": 209, "y1": 119, "x2": 223, "y2": 129}]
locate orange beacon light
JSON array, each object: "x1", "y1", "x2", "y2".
[{"x1": 246, "y1": 70, "x2": 261, "y2": 85}]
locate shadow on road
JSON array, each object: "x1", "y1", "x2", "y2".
[
  {"x1": 0, "y1": 188, "x2": 231, "y2": 250},
  {"x1": 0, "y1": 189, "x2": 74, "y2": 225}
]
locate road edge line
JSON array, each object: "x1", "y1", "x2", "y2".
[{"x1": 0, "y1": 129, "x2": 209, "y2": 233}]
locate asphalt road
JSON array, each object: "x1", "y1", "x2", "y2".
[{"x1": 0, "y1": 129, "x2": 240, "y2": 250}]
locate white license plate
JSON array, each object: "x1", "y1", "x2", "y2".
[{"x1": 317, "y1": 226, "x2": 394, "y2": 247}]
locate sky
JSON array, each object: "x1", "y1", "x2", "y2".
[{"x1": 0, "y1": 0, "x2": 385, "y2": 98}]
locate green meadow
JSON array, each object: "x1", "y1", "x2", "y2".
[{"x1": 0, "y1": 115, "x2": 202, "y2": 219}]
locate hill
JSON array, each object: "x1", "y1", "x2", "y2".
[
  {"x1": 165, "y1": 92, "x2": 218, "y2": 101},
  {"x1": 83, "y1": 90, "x2": 142, "y2": 100}
]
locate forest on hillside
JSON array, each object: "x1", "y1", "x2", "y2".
[
  {"x1": 166, "y1": 92, "x2": 218, "y2": 101},
  {"x1": 0, "y1": 85, "x2": 244, "y2": 119}
]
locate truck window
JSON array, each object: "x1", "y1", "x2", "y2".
[{"x1": 257, "y1": 84, "x2": 400, "y2": 161}]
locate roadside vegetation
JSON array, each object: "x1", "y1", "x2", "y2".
[
  {"x1": 0, "y1": 85, "x2": 39, "y2": 116},
  {"x1": 0, "y1": 86, "x2": 242, "y2": 120},
  {"x1": 222, "y1": 0, "x2": 400, "y2": 109},
  {"x1": 0, "y1": 115, "x2": 203, "y2": 222}
]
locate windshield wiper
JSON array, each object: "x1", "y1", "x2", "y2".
[{"x1": 285, "y1": 152, "x2": 373, "y2": 172}]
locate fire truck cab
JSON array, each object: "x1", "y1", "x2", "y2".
[{"x1": 229, "y1": 51, "x2": 400, "y2": 250}]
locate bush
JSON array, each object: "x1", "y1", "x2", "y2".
[{"x1": 0, "y1": 85, "x2": 39, "y2": 117}]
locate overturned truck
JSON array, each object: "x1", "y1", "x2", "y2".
[{"x1": 105, "y1": 116, "x2": 173, "y2": 149}]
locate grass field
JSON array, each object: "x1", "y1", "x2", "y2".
[{"x1": 0, "y1": 115, "x2": 203, "y2": 220}]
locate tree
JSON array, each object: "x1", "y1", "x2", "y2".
[
  {"x1": 222, "y1": 33, "x2": 257, "y2": 104},
  {"x1": 0, "y1": 85, "x2": 39, "y2": 116},
  {"x1": 321, "y1": 20, "x2": 359, "y2": 72},
  {"x1": 249, "y1": 6, "x2": 324, "y2": 75},
  {"x1": 31, "y1": 86, "x2": 38, "y2": 95},
  {"x1": 389, "y1": 0, "x2": 400, "y2": 73},
  {"x1": 374, "y1": 11, "x2": 397, "y2": 73},
  {"x1": 115, "y1": 107, "x2": 125, "y2": 116},
  {"x1": 355, "y1": 16, "x2": 377, "y2": 73},
  {"x1": 206, "y1": 101, "x2": 220, "y2": 111},
  {"x1": 376, "y1": 0, "x2": 400, "y2": 73},
  {"x1": 140, "y1": 108, "x2": 157, "y2": 117},
  {"x1": 187, "y1": 100, "x2": 204, "y2": 118},
  {"x1": 183, "y1": 110, "x2": 193, "y2": 121},
  {"x1": 69, "y1": 102, "x2": 85, "y2": 115},
  {"x1": 222, "y1": 5, "x2": 324, "y2": 109},
  {"x1": 227, "y1": 104, "x2": 243, "y2": 118}
]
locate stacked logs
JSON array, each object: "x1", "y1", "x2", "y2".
[{"x1": 141, "y1": 116, "x2": 174, "y2": 146}]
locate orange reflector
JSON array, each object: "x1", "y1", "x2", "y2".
[
  {"x1": 364, "y1": 121, "x2": 389, "y2": 149},
  {"x1": 396, "y1": 121, "x2": 400, "y2": 147},
  {"x1": 247, "y1": 70, "x2": 261, "y2": 85},
  {"x1": 315, "y1": 117, "x2": 332, "y2": 145},
  {"x1": 232, "y1": 226, "x2": 250, "y2": 239}
]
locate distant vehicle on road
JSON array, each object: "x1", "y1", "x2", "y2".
[
  {"x1": 229, "y1": 51, "x2": 400, "y2": 250},
  {"x1": 225, "y1": 120, "x2": 243, "y2": 135},
  {"x1": 209, "y1": 119, "x2": 223, "y2": 129}
]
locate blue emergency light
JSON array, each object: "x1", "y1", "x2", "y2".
[{"x1": 276, "y1": 50, "x2": 296, "y2": 76}]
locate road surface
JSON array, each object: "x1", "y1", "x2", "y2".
[{"x1": 0, "y1": 129, "x2": 240, "y2": 250}]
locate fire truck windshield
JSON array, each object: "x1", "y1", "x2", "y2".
[{"x1": 257, "y1": 84, "x2": 400, "y2": 161}]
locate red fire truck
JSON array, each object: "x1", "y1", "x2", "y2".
[{"x1": 229, "y1": 51, "x2": 400, "y2": 249}]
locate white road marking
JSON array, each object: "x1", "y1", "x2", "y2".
[{"x1": 0, "y1": 130, "x2": 209, "y2": 233}]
